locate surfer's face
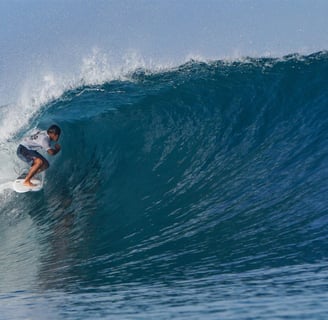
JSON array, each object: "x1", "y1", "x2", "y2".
[{"x1": 49, "y1": 132, "x2": 60, "y2": 142}]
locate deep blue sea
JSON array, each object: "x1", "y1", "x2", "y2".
[{"x1": 0, "y1": 52, "x2": 328, "y2": 319}]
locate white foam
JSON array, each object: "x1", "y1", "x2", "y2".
[
  {"x1": 0, "y1": 182, "x2": 13, "y2": 193},
  {"x1": 0, "y1": 140, "x2": 20, "y2": 192}
]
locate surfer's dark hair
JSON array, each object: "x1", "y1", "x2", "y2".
[{"x1": 47, "y1": 124, "x2": 61, "y2": 136}]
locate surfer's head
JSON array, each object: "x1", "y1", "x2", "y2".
[{"x1": 47, "y1": 124, "x2": 61, "y2": 141}]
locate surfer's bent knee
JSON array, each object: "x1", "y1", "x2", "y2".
[{"x1": 34, "y1": 157, "x2": 49, "y2": 170}]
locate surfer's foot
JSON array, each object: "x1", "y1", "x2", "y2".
[{"x1": 23, "y1": 180, "x2": 36, "y2": 187}]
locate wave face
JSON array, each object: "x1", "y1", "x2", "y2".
[{"x1": 1, "y1": 52, "x2": 328, "y2": 319}]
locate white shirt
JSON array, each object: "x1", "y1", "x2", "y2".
[{"x1": 20, "y1": 130, "x2": 52, "y2": 151}]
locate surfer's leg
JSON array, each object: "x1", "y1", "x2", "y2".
[
  {"x1": 17, "y1": 146, "x2": 49, "y2": 186},
  {"x1": 36, "y1": 160, "x2": 49, "y2": 174},
  {"x1": 24, "y1": 157, "x2": 44, "y2": 187}
]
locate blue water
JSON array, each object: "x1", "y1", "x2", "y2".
[{"x1": 0, "y1": 52, "x2": 328, "y2": 319}]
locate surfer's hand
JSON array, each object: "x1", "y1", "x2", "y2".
[{"x1": 55, "y1": 144, "x2": 61, "y2": 151}]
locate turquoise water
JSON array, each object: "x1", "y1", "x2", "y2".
[{"x1": 0, "y1": 52, "x2": 327, "y2": 319}]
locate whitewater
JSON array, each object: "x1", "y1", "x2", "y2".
[{"x1": 0, "y1": 51, "x2": 328, "y2": 319}]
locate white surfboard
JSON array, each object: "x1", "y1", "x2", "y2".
[{"x1": 13, "y1": 173, "x2": 44, "y2": 193}]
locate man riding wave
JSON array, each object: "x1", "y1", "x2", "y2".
[{"x1": 17, "y1": 125, "x2": 61, "y2": 187}]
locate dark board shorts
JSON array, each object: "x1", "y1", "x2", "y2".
[{"x1": 17, "y1": 144, "x2": 49, "y2": 167}]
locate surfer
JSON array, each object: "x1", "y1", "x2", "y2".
[{"x1": 16, "y1": 125, "x2": 61, "y2": 187}]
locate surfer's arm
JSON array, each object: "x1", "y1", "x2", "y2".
[{"x1": 47, "y1": 144, "x2": 61, "y2": 156}]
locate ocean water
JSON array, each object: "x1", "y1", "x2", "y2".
[{"x1": 0, "y1": 52, "x2": 328, "y2": 319}]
